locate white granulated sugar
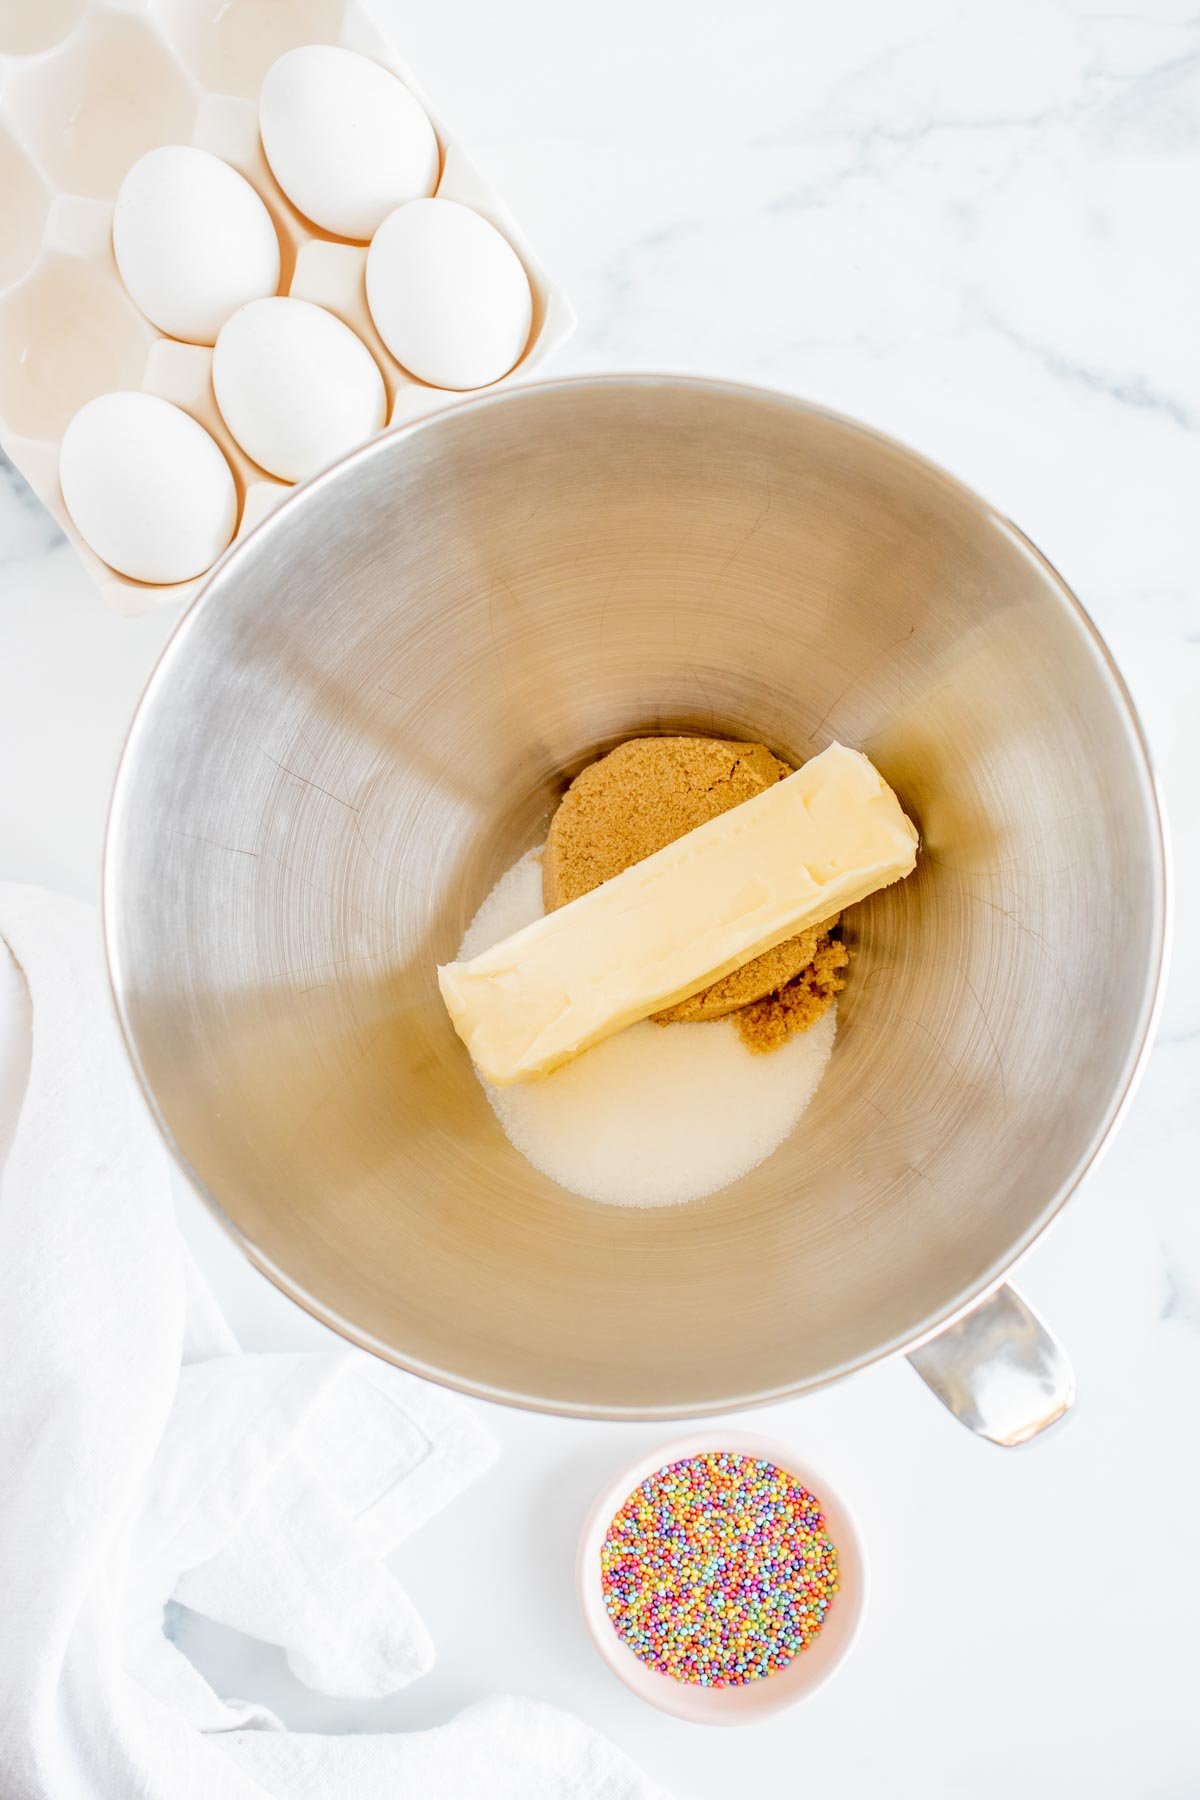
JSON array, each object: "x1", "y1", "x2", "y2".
[{"x1": 456, "y1": 847, "x2": 836, "y2": 1208}]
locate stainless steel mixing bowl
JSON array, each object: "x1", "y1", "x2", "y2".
[{"x1": 104, "y1": 377, "x2": 1167, "y2": 1439}]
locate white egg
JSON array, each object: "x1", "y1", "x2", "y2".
[
  {"x1": 366, "y1": 200, "x2": 533, "y2": 391},
  {"x1": 113, "y1": 146, "x2": 280, "y2": 346},
  {"x1": 59, "y1": 392, "x2": 237, "y2": 584},
  {"x1": 212, "y1": 297, "x2": 386, "y2": 484},
  {"x1": 259, "y1": 45, "x2": 439, "y2": 241}
]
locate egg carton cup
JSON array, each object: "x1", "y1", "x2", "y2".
[{"x1": 0, "y1": 0, "x2": 575, "y2": 616}]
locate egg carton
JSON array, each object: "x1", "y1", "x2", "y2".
[{"x1": 0, "y1": 0, "x2": 575, "y2": 616}]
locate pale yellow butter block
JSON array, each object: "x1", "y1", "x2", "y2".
[{"x1": 438, "y1": 741, "x2": 918, "y2": 1085}]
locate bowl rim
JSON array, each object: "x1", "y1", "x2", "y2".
[
  {"x1": 102, "y1": 373, "x2": 1173, "y2": 1418},
  {"x1": 576, "y1": 1429, "x2": 869, "y2": 1723}
]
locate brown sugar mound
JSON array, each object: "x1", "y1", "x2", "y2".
[
  {"x1": 735, "y1": 936, "x2": 849, "y2": 1053},
  {"x1": 656, "y1": 922, "x2": 826, "y2": 1023},
  {"x1": 543, "y1": 736, "x2": 841, "y2": 1028},
  {"x1": 543, "y1": 737, "x2": 791, "y2": 910}
]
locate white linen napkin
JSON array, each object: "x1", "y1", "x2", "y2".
[{"x1": 0, "y1": 882, "x2": 668, "y2": 1800}]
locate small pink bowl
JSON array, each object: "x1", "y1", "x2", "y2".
[{"x1": 577, "y1": 1430, "x2": 868, "y2": 1724}]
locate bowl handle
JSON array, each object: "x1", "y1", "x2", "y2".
[{"x1": 906, "y1": 1284, "x2": 1075, "y2": 1446}]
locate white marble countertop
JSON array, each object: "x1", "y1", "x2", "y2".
[{"x1": 2, "y1": 2, "x2": 1198, "y2": 1794}]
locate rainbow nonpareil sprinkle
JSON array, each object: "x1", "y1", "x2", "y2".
[{"x1": 599, "y1": 1451, "x2": 838, "y2": 1687}]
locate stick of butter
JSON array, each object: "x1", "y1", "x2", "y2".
[{"x1": 438, "y1": 741, "x2": 918, "y2": 1085}]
